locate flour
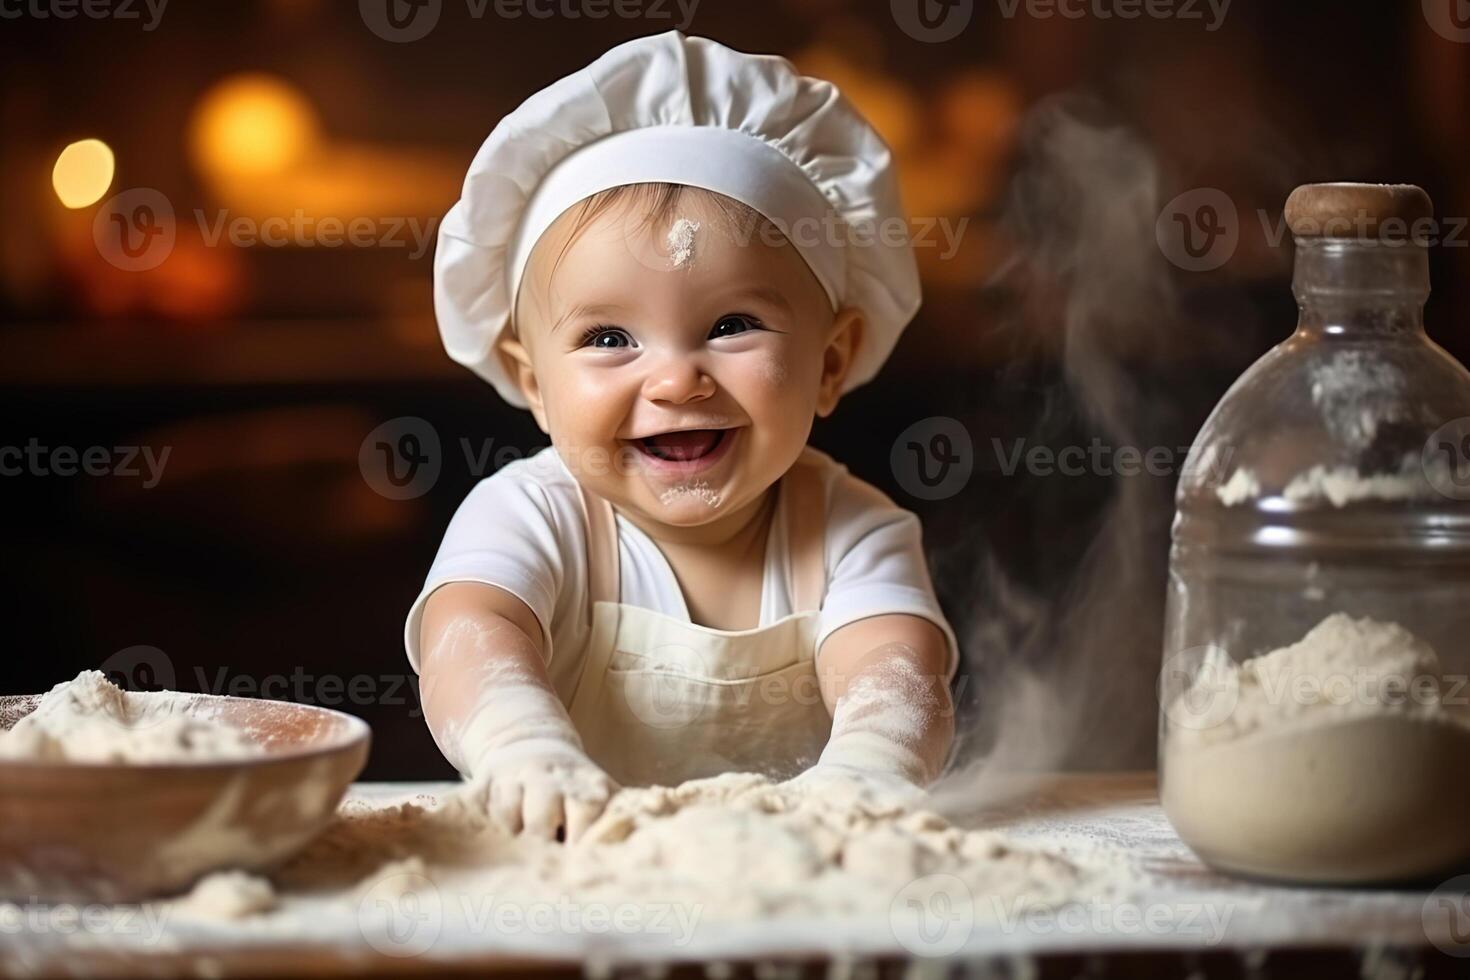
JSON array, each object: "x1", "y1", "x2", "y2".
[
  {"x1": 1213, "y1": 459, "x2": 1437, "y2": 508},
  {"x1": 3, "y1": 772, "x2": 1184, "y2": 966},
  {"x1": 816, "y1": 657, "x2": 939, "y2": 786},
  {"x1": 172, "y1": 872, "x2": 277, "y2": 921},
  {"x1": 0, "y1": 672, "x2": 354, "y2": 904},
  {"x1": 1214, "y1": 468, "x2": 1261, "y2": 506},
  {"x1": 657, "y1": 480, "x2": 723, "y2": 508},
  {"x1": 665, "y1": 218, "x2": 700, "y2": 268},
  {"x1": 1163, "y1": 614, "x2": 1470, "y2": 882},
  {"x1": 282, "y1": 772, "x2": 1089, "y2": 930},
  {"x1": 1282, "y1": 462, "x2": 1434, "y2": 507},
  {"x1": 0, "y1": 671, "x2": 262, "y2": 764},
  {"x1": 1309, "y1": 353, "x2": 1409, "y2": 452},
  {"x1": 353, "y1": 857, "x2": 429, "y2": 900},
  {"x1": 427, "y1": 620, "x2": 585, "y2": 778},
  {"x1": 91, "y1": 771, "x2": 1096, "y2": 961},
  {"x1": 1168, "y1": 614, "x2": 1455, "y2": 746}
]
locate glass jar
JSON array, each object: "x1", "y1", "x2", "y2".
[{"x1": 1159, "y1": 184, "x2": 1470, "y2": 884}]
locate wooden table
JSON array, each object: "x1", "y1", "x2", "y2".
[{"x1": 3, "y1": 774, "x2": 1465, "y2": 977}]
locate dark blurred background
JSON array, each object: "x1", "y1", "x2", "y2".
[{"x1": 3, "y1": 0, "x2": 1469, "y2": 778}]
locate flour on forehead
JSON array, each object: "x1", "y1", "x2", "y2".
[{"x1": 666, "y1": 217, "x2": 701, "y2": 268}]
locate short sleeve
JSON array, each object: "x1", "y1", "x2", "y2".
[
  {"x1": 815, "y1": 469, "x2": 960, "y2": 681},
  {"x1": 402, "y1": 462, "x2": 571, "y2": 673}
]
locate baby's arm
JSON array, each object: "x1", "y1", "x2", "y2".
[
  {"x1": 419, "y1": 582, "x2": 617, "y2": 841},
  {"x1": 805, "y1": 613, "x2": 955, "y2": 794}
]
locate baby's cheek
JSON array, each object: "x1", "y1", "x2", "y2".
[
  {"x1": 550, "y1": 371, "x2": 626, "y2": 438},
  {"x1": 757, "y1": 351, "x2": 789, "y2": 388},
  {"x1": 749, "y1": 351, "x2": 827, "y2": 420},
  {"x1": 739, "y1": 358, "x2": 820, "y2": 448},
  {"x1": 726, "y1": 351, "x2": 795, "y2": 403}
]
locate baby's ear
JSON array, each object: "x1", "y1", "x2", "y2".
[
  {"x1": 497, "y1": 334, "x2": 551, "y2": 433},
  {"x1": 816, "y1": 307, "x2": 864, "y2": 418}
]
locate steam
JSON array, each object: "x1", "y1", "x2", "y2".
[{"x1": 933, "y1": 96, "x2": 1181, "y2": 817}]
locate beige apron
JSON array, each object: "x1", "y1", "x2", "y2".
[{"x1": 567, "y1": 460, "x2": 834, "y2": 787}]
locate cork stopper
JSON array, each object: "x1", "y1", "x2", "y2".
[{"x1": 1284, "y1": 183, "x2": 1433, "y2": 240}]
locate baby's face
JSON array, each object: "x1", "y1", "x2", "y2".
[{"x1": 504, "y1": 192, "x2": 859, "y2": 528}]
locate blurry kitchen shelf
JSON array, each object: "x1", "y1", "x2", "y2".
[{"x1": 2, "y1": 319, "x2": 466, "y2": 387}]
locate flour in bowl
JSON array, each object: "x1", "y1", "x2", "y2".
[{"x1": 0, "y1": 670, "x2": 263, "y2": 764}]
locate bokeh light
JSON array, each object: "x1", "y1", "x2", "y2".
[
  {"x1": 189, "y1": 73, "x2": 319, "y2": 180},
  {"x1": 51, "y1": 138, "x2": 116, "y2": 209}
]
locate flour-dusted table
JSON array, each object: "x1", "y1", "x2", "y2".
[{"x1": 3, "y1": 774, "x2": 1465, "y2": 977}]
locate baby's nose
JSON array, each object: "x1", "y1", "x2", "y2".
[{"x1": 642, "y1": 355, "x2": 715, "y2": 404}]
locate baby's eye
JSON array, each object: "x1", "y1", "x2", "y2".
[
  {"x1": 579, "y1": 326, "x2": 634, "y2": 349},
  {"x1": 709, "y1": 314, "x2": 761, "y2": 339}
]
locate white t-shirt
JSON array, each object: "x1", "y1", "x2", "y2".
[{"x1": 403, "y1": 446, "x2": 957, "y2": 703}]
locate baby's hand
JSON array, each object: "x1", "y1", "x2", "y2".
[
  {"x1": 468, "y1": 738, "x2": 619, "y2": 842},
  {"x1": 785, "y1": 761, "x2": 925, "y2": 812}
]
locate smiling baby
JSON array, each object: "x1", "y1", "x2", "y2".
[{"x1": 406, "y1": 32, "x2": 958, "y2": 841}]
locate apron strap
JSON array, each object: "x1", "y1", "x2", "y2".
[
  {"x1": 581, "y1": 485, "x2": 620, "y2": 608},
  {"x1": 784, "y1": 456, "x2": 828, "y2": 615}
]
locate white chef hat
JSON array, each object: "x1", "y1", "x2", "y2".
[{"x1": 433, "y1": 30, "x2": 921, "y2": 408}]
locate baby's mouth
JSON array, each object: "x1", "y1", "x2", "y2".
[{"x1": 635, "y1": 429, "x2": 728, "y2": 462}]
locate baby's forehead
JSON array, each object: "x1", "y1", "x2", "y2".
[
  {"x1": 516, "y1": 187, "x2": 821, "y2": 317},
  {"x1": 542, "y1": 186, "x2": 770, "y2": 257}
]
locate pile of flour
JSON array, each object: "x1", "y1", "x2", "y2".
[
  {"x1": 0, "y1": 671, "x2": 262, "y2": 764},
  {"x1": 1163, "y1": 614, "x2": 1470, "y2": 883},
  {"x1": 159, "y1": 771, "x2": 1099, "y2": 959}
]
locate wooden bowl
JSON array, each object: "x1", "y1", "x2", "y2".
[{"x1": 0, "y1": 693, "x2": 370, "y2": 902}]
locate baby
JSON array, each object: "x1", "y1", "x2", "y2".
[{"x1": 407, "y1": 32, "x2": 958, "y2": 841}]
